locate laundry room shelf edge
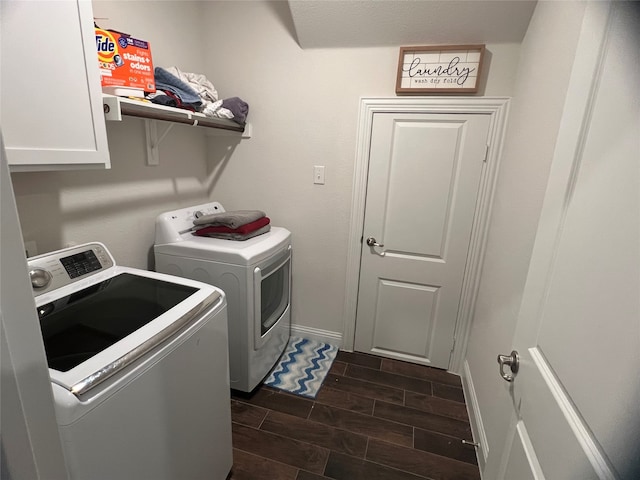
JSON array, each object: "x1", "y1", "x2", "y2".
[{"x1": 102, "y1": 94, "x2": 250, "y2": 137}]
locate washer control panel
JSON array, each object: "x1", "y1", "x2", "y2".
[
  {"x1": 59, "y1": 249, "x2": 103, "y2": 279},
  {"x1": 27, "y1": 243, "x2": 115, "y2": 296}
]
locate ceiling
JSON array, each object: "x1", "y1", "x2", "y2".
[{"x1": 287, "y1": 0, "x2": 537, "y2": 49}]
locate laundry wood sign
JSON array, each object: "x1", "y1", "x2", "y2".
[{"x1": 396, "y1": 45, "x2": 485, "y2": 94}]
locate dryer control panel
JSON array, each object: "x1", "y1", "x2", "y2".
[
  {"x1": 155, "y1": 201, "x2": 225, "y2": 244},
  {"x1": 27, "y1": 242, "x2": 115, "y2": 296}
]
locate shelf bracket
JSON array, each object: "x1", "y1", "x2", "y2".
[{"x1": 145, "y1": 120, "x2": 174, "y2": 166}]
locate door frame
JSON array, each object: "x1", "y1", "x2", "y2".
[
  {"x1": 1, "y1": 135, "x2": 69, "y2": 479},
  {"x1": 343, "y1": 97, "x2": 510, "y2": 373}
]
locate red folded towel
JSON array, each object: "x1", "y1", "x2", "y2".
[{"x1": 193, "y1": 216, "x2": 270, "y2": 236}]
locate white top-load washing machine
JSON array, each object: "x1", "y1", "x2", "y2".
[
  {"x1": 28, "y1": 242, "x2": 232, "y2": 480},
  {"x1": 154, "y1": 202, "x2": 291, "y2": 392}
]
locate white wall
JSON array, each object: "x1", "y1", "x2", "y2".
[
  {"x1": 12, "y1": 1, "x2": 522, "y2": 339},
  {"x1": 11, "y1": 1, "x2": 209, "y2": 269},
  {"x1": 200, "y1": 1, "x2": 521, "y2": 336},
  {"x1": 463, "y1": 1, "x2": 588, "y2": 476}
]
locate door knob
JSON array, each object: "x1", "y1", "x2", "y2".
[
  {"x1": 497, "y1": 350, "x2": 519, "y2": 382},
  {"x1": 366, "y1": 237, "x2": 384, "y2": 248}
]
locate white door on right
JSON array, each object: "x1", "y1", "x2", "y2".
[
  {"x1": 355, "y1": 112, "x2": 490, "y2": 368},
  {"x1": 500, "y1": 2, "x2": 639, "y2": 479}
]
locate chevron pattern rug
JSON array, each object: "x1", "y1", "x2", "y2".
[{"x1": 264, "y1": 337, "x2": 338, "y2": 398}]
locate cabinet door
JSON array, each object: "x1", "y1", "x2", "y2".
[{"x1": 1, "y1": 0, "x2": 110, "y2": 171}]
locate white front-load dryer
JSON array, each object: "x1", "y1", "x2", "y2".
[{"x1": 154, "y1": 202, "x2": 292, "y2": 392}]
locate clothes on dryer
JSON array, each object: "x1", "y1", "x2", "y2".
[
  {"x1": 193, "y1": 210, "x2": 266, "y2": 229},
  {"x1": 193, "y1": 210, "x2": 270, "y2": 241},
  {"x1": 194, "y1": 216, "x2": 270, "y2": 235},
  {"x1": 194, "y1": 224, "x2": 270, "y2": 241}
]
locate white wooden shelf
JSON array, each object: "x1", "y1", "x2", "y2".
[
  {"x1": 102, "y1": 94, "x2": 250, "y2": 165},
  {"x1": 102, "y1": 94, "x2": 249, "y2": 133}
]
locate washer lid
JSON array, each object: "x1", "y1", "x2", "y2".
[
  {"x1": 154, "y1": 226, "x2": 291, "y2": 266},
  {"x1": 40, "y1": 266, "x2": 223, "y2": 396}
]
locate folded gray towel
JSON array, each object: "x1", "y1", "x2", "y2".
[
  {"x1": 193, "y1": 210, "x2": 266, "y2": 229},
  {"x1": 221, "y1": 97, "x2": 249, "y2": 125},
  {"x1": 196, "y1": 224, "x2": 270, "y2": 241}
]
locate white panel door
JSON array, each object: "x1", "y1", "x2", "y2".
[
  {"x1": 355, "y1": 112, "x2": 490, "y2": 368},
  {"x1": 499, "y1": 2, "x2": 639, "y2": 478}
]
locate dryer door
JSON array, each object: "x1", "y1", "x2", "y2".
[{"x1": 253, "y1": 245, "x2": 291, "y2": 349}]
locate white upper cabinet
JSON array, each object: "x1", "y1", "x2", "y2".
[{"x1": 1, "y1": 0, "x2": 110, "y2": 171}]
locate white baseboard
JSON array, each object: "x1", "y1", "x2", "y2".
[
  {"x1": 290, "y1": 324, "x2": 342, "y2": 347},
  {"x1": 462, "y1": 359, "x2": 489, "y2": 473}
]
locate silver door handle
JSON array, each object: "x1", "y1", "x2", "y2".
[
  {"x1": 497, "y1": 350, "x2": 519, "y2": 382},
  {"x1": 366, "y1": 237, "x2": 384, "y2": 248}
]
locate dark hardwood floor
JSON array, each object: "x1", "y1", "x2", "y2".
[{"x1": 229, "y1": 351, "x2": 480, "y2": 480}]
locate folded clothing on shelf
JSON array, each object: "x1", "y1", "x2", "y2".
[
  {"x1": 153, "y1": 66, "x2": 234, "y2": 120},
  {"x1": 147, "y1": 90, "x2": 196, "y2": 111},
  {"x1": 153, "y1": 67, "x2": 202, "y2": 110},
  {"x1": 221, "y1": 97, "x2": 249, "y2": 125},
  {"x1": 145, "y1": 66, "x2": 248, "y2": 123}
]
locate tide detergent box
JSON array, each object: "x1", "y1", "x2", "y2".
[{"x1": 95, "y1": 28, "x2": 155, "y2": 95}]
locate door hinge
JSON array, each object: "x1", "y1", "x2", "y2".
[
  {"x1": 448, "y1": 336, "x2": 457, "y2": 366},
  {"x1": 483, "y1": 144, "x2": 490, "y2": 163}
]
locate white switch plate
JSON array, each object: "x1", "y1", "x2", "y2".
[{"x1": 313, "y1": 165, "x2": 325, "y2": 185}]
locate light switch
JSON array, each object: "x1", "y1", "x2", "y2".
[{"x1": 313, "y1": 165, "x2": 325, "y2": 185}]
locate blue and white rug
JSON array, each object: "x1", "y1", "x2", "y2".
[{"x1": 264, "y1": 337, "x2": 338, "y2": 399}]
